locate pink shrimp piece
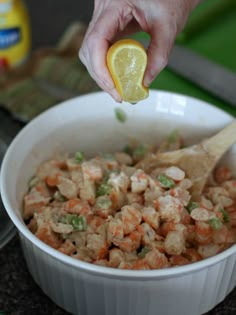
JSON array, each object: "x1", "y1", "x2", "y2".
[
  {"x1": 23, "y1": 187, "x2": 51, "y2": 220},
  {"x1": 109, "y1": 248, "x2": 125, "y2": 268},
  {"x1": 180, "y1": 208, "x2": 191, "y2": 225},
  {"x1": 199, "y1": 196, "x2": 213, "y2": 210},
  {"x1": 141, "y1": 206, "x2": 160, "y2": 230},
  {"x1": 164, "y1": 166, "x2": 185, "y2": 182},
  {"x1": 130, "y1": 169, "x2": 149, "y2": 193},
  {"x1": 35, "y1": 223, "x2": 62, "y2": 249},
  {"x1": 178, "y1": 178, "x2": 192, "y2": 190},
  {"x1": 94, "y1": 259, "x2": 109, "y2": 267},
  {"x1": 86, "y1": 234, "x2": 109, "y2": 260},
  {"x1": 137, "y1": 223, "x2": 156, "y2": 245},
  {"x1": 185, "y1": 224, "x2": 196, "y2": 243},
  {"x1": 118, "y1": 261, "x2": 133, "y2": 269},
  {"x1": 64, "y1": 198, "x2": 92, "y2": 217},
  {"x1": 121, "y1": 205, "x2": 142, "y2": 235},
  {"x1": 79, "y1": 178, "x2": 96, "y2": 205},
  {"x1": 169, "y1": 187, "x2": 191, "y2": 207},
  {"x1": 87, "y1": 215, "x2": 105, "y2": 234},
  {"x1": 150, "y1": 240, "x2": 166, "y2": 253},
  {"x1": 183, "y1": 248, "x2": 202, "y2": 263},
  {"x1": 58, "y1": 239, "x2": 77, "y2": 256},
  {"x1": 126, "y1": 192, "x2": 144, "y2": 206},
  {"x1": 37, "y1": 159, "x2": 66, "y2": 180},
  {"x1": 132, "y1": 259, "x2": 150, "y2": 270},
  {"x1": 197, "y1": 243, "x2": 223, "y2": 259},
  {"x1": 214, "y1": 166, "x2": 232, "y2": 184},
  {"x1": 108, "y1": 171, "x2": 130, "y2": 192},
  {"x1": 164, "y1": 230, "x2": 185, "y2": 256},
  {"x1": 212, "y1": 225, "x2": 232, "y2": 244},
  {"x1": 222, "y1": 180, "x2": 236, "y2": 199},
  {"x1": 107, "y1": 218, "x2": 124, "y2": 246},
  {"x1": 144, "y1": 248, "x2": 169, "y2": 269},
  {"x1": 66, "y1": 158, "x2": 82, "y2": 171},
  {"x1": 72, "y1": 247, "x2": 93, "y2": 263},
  {"x1": 118, "y1": 230, "x2": 141, "y2": 253},
  {"x1": 57, "y1": 176, "x2": 78, "y2": 199},
  {"x1": 109, "y1": 189, "x2": 127, "y2": 211},
  {"x1": 81, "y1": 160, "x2": 103, "y2": 181},
  {"x1": 228, "y1": 211, "x2": 236, "y2": 226},
  {"x1": 169, "y1": 255, "x2": 189, "y2": 266},
  {"x1": 195, "y1": 221, "x2": 213, "y2": 245},
  {"x1": 157, "y1": 195, "x2": 183, "y2": 223},
  {"x1": 190, "y1": 207, "x2": 215, "y2": 222}
]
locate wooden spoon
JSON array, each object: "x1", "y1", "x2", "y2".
[{"x1": 136, "y1": 120, "x2": 236, "y2": 200}]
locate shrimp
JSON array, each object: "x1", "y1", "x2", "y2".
[
  {"x1": 57, "y1": 176, "x2": 78, "y2": 199},
  {"x1": 183, "y1": 248, "x2": 202, "y2": 263},
  {"x1": 195, "y1": 221, "x2": 213, "y2": 245},
  {"x1": 109, "y1": 248, "x2": 125, "y2": 268},
  {"x1": 164, "y1": 230, "x2": 185, "y2": 256},
  {"x1": 222, "y1": 180, "x2": 236, "y2": 199},
  {"x1": 58, "y1": 239, "x2": 76, "y2": 256},
  {"x1": 121, "y1": 205, "x2": 142, "y2": 235},
  {"x1": 23, "y1": 185, "x2": 51, "y2": 220},
  {"x1": 86, "y1": 234, "x2": 109, "y2": 260},
  {"x1": 107, "y1": 218, "x2": 124, "y2": 246},
  {"x1": 214, "y1": 166, "x2": 232, "y2": 184},
  {"x1": 108, "y1": 171, "x2": 130, "y2": 192},
  {"x1": 130, "y1": 169, "x2": 149, "y2": 193},
  {"x1": 118, "y1": 230, "x2": 141, "y2": 253},
  {"x1": 35, "y1": 223, "x2": 62, "y2": 249},
  {"x1": 157, "y1": 195, "x2": 183, "y2": 223},
  {"x1": 81, "y1": 160, "x2": 103, "y2": 181},
  {"x1": 190, "y1": 207, "x2": 215, "y2": 222},
  {"x1": 132, "y1": 259, "x2": 150, "y2": 270},
  {"x1": 37, "y1": 159, "x2": 66, "y2": 180},
  {"x1": 144, "y1": 248, "x2": 169, "y2": 269},
  {"x1": 169, "y1": 255, "x2": 189, "y2": 266},
  {"x1": 197, "y1": 243, "x2": 223, "y2": 259},
  {"x1": 72, "y1": 247, "x2": 93, "y2": 263},
  {"x1": 164, "y1": 166, "x2": 185, "y2": 182},
  {"x1": 64, "y1": 198, "x2": 92, "y2": 217},
  {"x1": 137, "y1": 223, "x2": 156, "y2": 245},
  {"x1": 169, "y1": 187, "x2": 191, "y2": 207},
  {"x1": 141, "y1": 206, "x2": 160, "y2": 230}
]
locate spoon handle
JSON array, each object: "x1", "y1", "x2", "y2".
[{"x1": 203, "y1": 119, "x2": 236, "y2": 159}]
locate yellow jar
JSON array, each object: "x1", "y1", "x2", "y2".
[{"x1": 0, "y1": 0, "x2": 31, "y2": 69}]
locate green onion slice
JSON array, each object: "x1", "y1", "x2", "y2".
[
  {"x1": 157, "y1": 174, "x2": 176, "y2": 189},
  {"x1": 74, "y1": 151, "x2": 85, "y2": 163},
  {"x1": 208, "y1": 217, "x2": 223, "y2": 230},
  {"x1": 115, "y1": 107, "x2": 127, "y2": 123}
]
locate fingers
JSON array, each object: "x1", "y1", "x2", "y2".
[
  {"x1": 79, "y1": 37, "x2": 122, "y2": 102},
  {"x1": 79, "y1": 3, "x2": 134, "y2": 102}
]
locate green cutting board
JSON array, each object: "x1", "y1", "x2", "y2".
[{"x1": 139, "y1": 0, "x2": 236, "y2": 117}]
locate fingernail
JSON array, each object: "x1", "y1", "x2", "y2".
[{"x1": 109, "y1": 88, "x2": 122, "y2": 103}]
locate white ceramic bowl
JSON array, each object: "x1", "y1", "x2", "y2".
[{"x1": 1, "y1": 90, "x2": 236, "y2": 315}]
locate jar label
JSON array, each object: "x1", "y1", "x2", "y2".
[{"x1": 0, "y1": 27, "x2": 21, "y2": 49}]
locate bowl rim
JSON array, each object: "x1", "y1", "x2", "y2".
[{"x1": 1, "y1": 89, "x2": 236, "y2": 279}]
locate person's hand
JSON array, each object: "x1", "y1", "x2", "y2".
[{"x1": 79, "y1": 0, "x2": 202, "y2": 102}]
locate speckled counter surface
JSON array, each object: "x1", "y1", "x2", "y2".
[{"x1": 0, "y1": 1, "x2": 236, "y2": 315}]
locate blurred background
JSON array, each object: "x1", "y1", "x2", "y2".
[{"x1": 24, "y1": 0, "x2": 94, "y2": 49}]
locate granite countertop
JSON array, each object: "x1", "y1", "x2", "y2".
[{"x1": 0, "y1": 1, "x2": 236, "y2": 314}]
